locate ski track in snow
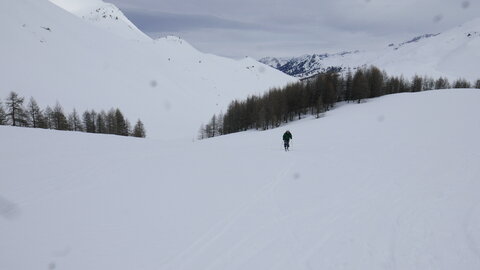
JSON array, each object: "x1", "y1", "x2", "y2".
[
  {"x1": 164, "y1": 159, "x2": 297, "y2": 269},
  {"x1": 464, "y1": 201, "x2": 480, "y2": 262}
]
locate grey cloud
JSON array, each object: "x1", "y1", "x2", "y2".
[
  {"x1": 108, "y1": 0, "x2": 479, "y2": 58},
  {"x1": 123, "y1": 10, "x2": 262, "y2": 32}
]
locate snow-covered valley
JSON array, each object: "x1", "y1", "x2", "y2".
[
  {"x1": 0, "y1": 0, "x2": 295, "y2": 140},
  {"x1": 1, "y1": 89, "x2": 480, "y2": 270},
  {"x1": 1, "y1": 0, "x2": 480, "y2": 269}
]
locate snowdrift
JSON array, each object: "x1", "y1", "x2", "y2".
[{"x1": 1, "y1": 89, "x2": 479, "y2": 270}]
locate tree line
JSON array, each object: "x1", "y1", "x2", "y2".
[
  {"x1": 200, "y1": 66, "x2": 480, "y2": 138},
  {"x1": 0, "y1": 91, "x2": 146, "y2": 138}
]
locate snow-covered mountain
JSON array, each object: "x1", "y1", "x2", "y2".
[
  {"x1": 49, "y1": 0, "x2": 150, "y2": 41},
  {"x1": 0, "y1": 0, "x2": 296, "y2": 140},
  {"x1": 260, "y1": 19, "x2": 480, "y2": 80},
  {"x1": 257, "y1": 56, "x2": 291, "y2": 69},
  {"x1": 2, "y1": 89, "x2": 480, "y2": 270},
  {"x1": 260, "y1": 51, "x2": 359, "y2": 78}
]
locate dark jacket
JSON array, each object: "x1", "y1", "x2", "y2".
[{"x1": 283, "y1": 131, "x2": 292, "y2": 142}]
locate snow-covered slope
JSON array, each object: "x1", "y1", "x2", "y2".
[
  {"x1": 1, "y1": 89, "x2": 480, "y2": 270},
  {"x1": 49, "y1": 0, "x2": 150, "y2": 41},
  {"x1": 0, "y1": 0, "x2": 296, "y2": 140},
  {"x1": 261, "y1": 19, "x2": 480, "y2": 80}
]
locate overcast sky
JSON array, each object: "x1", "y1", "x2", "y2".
[{"x1": 107, "y1": 0, "x2": 478, "y2": 59}]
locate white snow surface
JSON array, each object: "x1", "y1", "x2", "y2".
[
  {"x1": 1, "y1": 89, "x2": 480, "y2": 270},
  {"x1": 0, "y1": 0, "x2": 296, "y2": 140}
]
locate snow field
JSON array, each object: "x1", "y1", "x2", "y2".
[{"x1": 1, "y1": 89, "x2": 480, "y2": 270}]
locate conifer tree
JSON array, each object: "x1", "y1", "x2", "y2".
[
  {"x1": 5, "y1": 91, "x2": 27, "y2": 126},
  {"x1": 198, "y1": 124, "x2": 206, "y2": 140},
  {"x1": 435, "y1": 77, "x2": 450, "y2": 89},
  {"x1": 114, "y1": 108, "x2": 128, "y2": 136},
  {"x1": 95, "y1": 111, "x2": 107, "y2": 134},
  {"x1": 52, "y1": 102, "x2": 69, "y2": 130},
  {"x1": 411, "y1": 75, "x2": 423, "y2": 92},
  {"x1": 398, "y1": 76, "x2": 410, "y2": 93},
  {"x1": 106, "y1": 109, "x2": 117, "y2": 134},
  {"x1": 125, "y1": 119, "x2": 132, "y2": 136},
  {"x1": 204, "y1": 123, "x2": 212, "y2": 138},
  {"x1": 208, "y1": 114, "x2": 217, "y2": 138},
  {"x1": 367, "y1": 66, "x2": 384, "y2": 97},
  {"x1": 475, "y1": 80, "x2": 480, "y2": 89},
  {"x1": 315, "y1": 95, "x2": 324, "y2": 118},
  {"x1": 216, "y1": 112, "x2": 224, "y2": 135},
  {"x1": 344, "y1": 70, "x2": 353, "y2": 102},
  {"x1": 133, "y1": 119, "x2": 146, "y2": 138},
  {"x1": 323, "y1": 73, "x2": 338, "y2": 110},
  {"x1": 26, "y1": 97, "x2": 44, "y2": 128},
  {"x1": 44, "y1": 106, "x2": 54, "y2": 129},
  {"x1": 422, "y1": 76, "x2": 435, "y2": 90},
  {"x1": 352, "y1": 69, "x2": 369, "y2": 103},
  {"x1": 83, "y1": 110, "x2": 96, "y2": 133},
  {"x1": 0, "y1": 101, "x2": 7, "y2": 125},
  {"x1": 452, "y1": 78, "x2": 471, "y2": 88},
  {"x1": 257, "y1": 106, "x2": 266, "y2": 130},
  {"x1": 67, "y1": 108, "x2": 83, "y2": 131},
  {"x1": 386, "y1": 76, "x2": 401, "y2": 94}
]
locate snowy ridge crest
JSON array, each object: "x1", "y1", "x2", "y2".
[
  {"x1": 260, "y1": 18, "x2": 480, "y2": 80},
  {"x1": 389, "y1": 33, "x2": 440, "y2": 50},
  {"x1": 49, "y1": 0, "x2": 150, "y2": 40}
]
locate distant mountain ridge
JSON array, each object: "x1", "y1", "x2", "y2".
[
  {"x1": 390, "y1": 33, "x2": 440, "y2": 50},
  {"x1": 259, "y1": 51, "x2": 359, "y2": 78},
  {"x1": 260, "y1": 19, "x2": 480, "y2": 80}
]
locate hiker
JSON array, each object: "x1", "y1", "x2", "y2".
[{"x1": 283, "y1": 130, "x2": 292, "y2": 151}]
